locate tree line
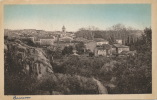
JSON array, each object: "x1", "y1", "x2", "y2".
[{"x1": 75, "y1": 24, "x2": 144, "y2": 50}]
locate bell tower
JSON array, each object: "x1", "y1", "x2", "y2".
[{"x1": 62, "y1": 25, "x2": 66, "y2": 33}]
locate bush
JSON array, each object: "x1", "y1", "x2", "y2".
[
  {"x1": 75, "y1": 42, "x2": 85, "y2": 54},
  {"x1": 111, "y1": 53, "x2": 151, "y2": 94},
  {"x1": 5, "y1": 72, "x2": 38, "y2": 95},
  {"x1": 36, "y1": 73, "x2": 99, "y2": 94},
  {"x1": 62, "y1": 46, "x2": 73, "y2": 55}
]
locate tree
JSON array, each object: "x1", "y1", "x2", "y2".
[
  {"x1": 143, "y1": 27, "x2": 152, "y2": 51},
  {"x1": 134, "y1": 27, "x2": 152, "y2": 53},
  {"x1": 76, "y1": 26, "x2": 99, "y2": 40},
  {"x1": 62, "y1": 46, "x2": 73, "y2": 55},
  {"x1": 53, "y1": 47, "x2": 62, "y2": 59},
  {"x1": 75, "y1": 42, "x2": 85, "y2": 54},
  {"x1": 110, "y1": 23, "x2": 126, "y2": 31},
  {"x1": 89, "y1": 52, "x2": 94, "y2": 57},
  {"x1": 111, "y1": 28, "x2": 152, "y2": 94}
]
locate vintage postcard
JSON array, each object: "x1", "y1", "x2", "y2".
[{"x1": 0, "y1": 0, "x2": 157, "y2": 100}]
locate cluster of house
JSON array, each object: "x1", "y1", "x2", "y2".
[
  {"x1": 91, "y1": 39, "x2": 131, "y2": 57},
  {"x1": 6, "y1": 26, "x2": 135, "y2": 57},
  {"x1": 71, "y1": 37, "x2": 134, "y2": 57},
  {"x1": 81, "y1": 38, "x2": 129, "y2": 56},
  {"x1": 25, "y1": 26, "x2": 75, "y2": 47},
  {"x1": 27, "y1": 35, "x2": 56, "y2": 46}
]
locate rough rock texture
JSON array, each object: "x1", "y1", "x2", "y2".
[{"x1": 5, "y1": 39, "x2": 53, "y2": 79}]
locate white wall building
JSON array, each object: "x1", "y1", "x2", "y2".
[
  {"x1": 116, "y1": 39, "x2": 122, "y2": 44},
  {"x1": 96, "y1": 41, "x2": 109, "y2": 46}
]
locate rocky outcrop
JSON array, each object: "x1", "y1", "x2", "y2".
[{"x1": 5, "y1": 39, "x2": 53, "y2": 79}]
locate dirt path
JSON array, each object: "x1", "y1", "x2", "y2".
[{"x1": 93, "y1": 78, "x2": 108, "y2": 94}]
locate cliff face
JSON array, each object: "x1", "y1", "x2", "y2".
[{"x1": 5, "y1": 39, "x2": 53, "y2": 80}]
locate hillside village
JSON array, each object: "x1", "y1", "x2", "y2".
[
  {"x1": 4, "y1": 26, "x2": 151, "y2": 95},
  {"x1": 4, "y1": 26, "x2": 137, "y2": 57}
]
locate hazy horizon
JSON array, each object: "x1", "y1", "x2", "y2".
[{"x1": 4, "y1": 4, "x2": 151, "y2": 32}]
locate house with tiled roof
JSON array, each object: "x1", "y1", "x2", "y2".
[
  {"x1": 94, "y1": 44, "x2": 112, "y2": 56},
  {"x1": 112, "y1": 43, "x2": 129, "y2": 54}
]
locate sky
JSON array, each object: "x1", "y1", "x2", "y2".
[{"x1": 4, "y1": 4, "x2": 151, "y2": 32}]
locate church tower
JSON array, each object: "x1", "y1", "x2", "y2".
[{"x1": 62, "y1": 25, "x2": 66, "y2": 33}]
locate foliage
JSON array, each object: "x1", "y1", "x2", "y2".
[
  {"x1": 62, "y1": 46, "x2": 73, "y2": 55},
  {"x1": 5, "y1": 71, "x2": 38, "y2": 95},
  {"x1": 53, "y1": 28, "x2": 152, "y2": 94},
  {"x1": 4, "y1": 27, "x2": 152, "y2": 94},
  {"x1": 110, "y1": 28, "x2": 152, "y2": 94},
  {"x1": 75, "y1": 24, "x2": 143, "y2": 45},
  {"x1": 54, "y1": 55, "x2": 111, "y2": 78},
  {"x1": 75, "y1": 26, "x2": 98, "y2": 40},
  {"x1": 35, "y1": 73, "x2": 99, "y2": 94},
  {"x1": 89, "y1": 51, "x2": 94, "y2": 57},
  {"x1": 111, "y1": 54, "x2": 151, "y2": 94},
  {"x1": 75, "y1": 42, "x2": 85, "y2": 54},
  {"x1": 52, "y1": 47, "x2": 62, "y2": 59}
]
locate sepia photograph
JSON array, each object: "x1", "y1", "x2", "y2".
[{"x1": 2, "y1": 2, "x2": 154, "y2": 97}]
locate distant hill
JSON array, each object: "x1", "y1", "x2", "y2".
[{"x1": 4, "y1": 29, "x2": 54, "y2": 37}]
